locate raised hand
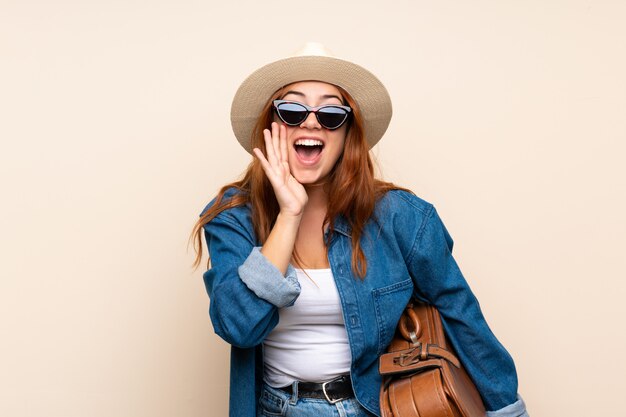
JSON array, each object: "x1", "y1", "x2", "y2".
[{"x1": 253, "y1": 122, "x2": 308, "y2": 217}]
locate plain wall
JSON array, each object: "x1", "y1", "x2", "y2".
[{"x1": 1, "y1": 1, "x2": 625, "y2": 416}]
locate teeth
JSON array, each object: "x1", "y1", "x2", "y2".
[{"x1": 295, "y1": 139, "x2": 323, "y2": 147}]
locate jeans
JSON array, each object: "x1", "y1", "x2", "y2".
[{"x1": 257, "y1": 382, "x2": 377, "y2": 417}]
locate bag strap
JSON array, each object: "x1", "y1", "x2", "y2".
[{"x1": 395, "y1": 342, "x2": 461, "y2": 368}]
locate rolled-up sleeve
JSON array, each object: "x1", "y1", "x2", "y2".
[
  {"x1": 202, "y1": 205, "x2": 301, "y2": 348},
  {"x1": 239, "y1": 247, "x2": 301, "y2": 307},
  {"x1": 487, "y1": 395, "x2": 529, "y2": 417}
]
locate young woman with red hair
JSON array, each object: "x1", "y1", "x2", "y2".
[{"x1": 191, "y1": 44, "x2": 529, "y2": 417}]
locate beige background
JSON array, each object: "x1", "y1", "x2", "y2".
[{"x1": 1, "y1": 0, "x2": 625, "y2": 416}]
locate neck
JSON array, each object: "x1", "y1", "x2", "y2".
[{"x1": 303, "y1": 183, "x2": 329, "y2": 212}]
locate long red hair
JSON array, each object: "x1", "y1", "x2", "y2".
[{"x1": 190, "y1": 84, "x2": 410, "y2": 278}]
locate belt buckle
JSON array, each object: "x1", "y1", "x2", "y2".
[{"x1": 322, "y1": 376, "x2": 348, "y2": 404}]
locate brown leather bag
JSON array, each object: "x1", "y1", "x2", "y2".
[{"x1": 379, "y1": 300, "x2": 487, "y2": 417}]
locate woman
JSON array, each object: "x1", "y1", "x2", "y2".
[{"x1": 191, "y1": 43, "x2": 529, "y2": 417}]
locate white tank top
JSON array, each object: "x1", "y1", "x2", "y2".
[{"x1": 262, "y1": 268, "x2": 352, "y2": 387}]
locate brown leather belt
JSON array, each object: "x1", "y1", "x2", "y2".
[{"x1": 279, "y1": 374, "x2": 353, "y2": 404}]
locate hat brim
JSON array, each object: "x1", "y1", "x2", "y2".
[{"x1": 230, "y1": 55, "x2": 392, "y2": 154}]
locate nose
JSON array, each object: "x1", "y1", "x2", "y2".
[{"x1": 300, "y1": 111, "x2": 321, "y2": 129}]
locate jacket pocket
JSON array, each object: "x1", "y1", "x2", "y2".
[{"x1": 372, "y1": 278, "x2": 414, "y2": 354}]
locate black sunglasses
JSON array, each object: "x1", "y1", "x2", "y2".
[{"x1": 273, "y1": 100, "x2": 352, "y2": 130}]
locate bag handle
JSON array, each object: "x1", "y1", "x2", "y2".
[{"x1": 399, "y1": 303, "x2": 422, "y2": 345}]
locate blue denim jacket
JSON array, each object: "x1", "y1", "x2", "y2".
[{"x1": 201, "y1": 187, "x2": 529, "y2": 417}]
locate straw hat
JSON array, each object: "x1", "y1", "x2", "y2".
[{"x1": 230, "y1": 42, "x2": 392, "y2": 153}]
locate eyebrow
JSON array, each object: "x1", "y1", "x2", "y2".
[{"x1": 281, "y1": 90, "x2": 344, "y2": 103}]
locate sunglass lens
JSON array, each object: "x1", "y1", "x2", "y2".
[
  {"x1": 318, "y1": 107, "x2": 348, "y2": 129},
  {"x1": 277, "y1": 102, "x2": 308, "y2": 125}
]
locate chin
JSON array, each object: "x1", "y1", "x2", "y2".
[
  {"x1": 294, "y1": 173, "x2": 325, "y2": 186},
  {"x1": 296, "y1": 177, "x2": 320, "y2": 185}
]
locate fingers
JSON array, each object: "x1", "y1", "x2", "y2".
[
  {"x1": 263, "y1": 124, "x2": 278, "y2": 167},
  {"x1": 254, "y1": 146, "x2": 284, "y2": 190},
  {"x1": 272, "y1": 122, "x2": 280, "y2": 163},
  {"x1": 252, "y1": 147, "x2": 271, "y2": 172},
  {"x1": 254, "y1": 144, "x2": 293, "y2": 201},
  {"x1": 279, "y1": 124, "x2": 288, "y2": 165},
  {"x1": 263, "y1": 122, "x2": 290, "y2": 167}
]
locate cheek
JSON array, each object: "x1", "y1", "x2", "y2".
[
  {"x1": 327, "y1": 135, "x2": 346, "y2": 162},
  {"x1": 332, "y1": 129, "x2": 347, "y2": 150}
]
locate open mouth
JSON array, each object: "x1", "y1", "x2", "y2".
[{"x1": 294, "y1": 138, "x2": 324, "y2": 162}]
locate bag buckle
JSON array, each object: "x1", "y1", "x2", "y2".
[{"x1": 396, "y1": 343, "x2": 430, "y2": 366}]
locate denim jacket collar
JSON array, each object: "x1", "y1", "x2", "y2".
[{"x1": 328, "y1": 215, "x2": 352, "y2": 238}]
